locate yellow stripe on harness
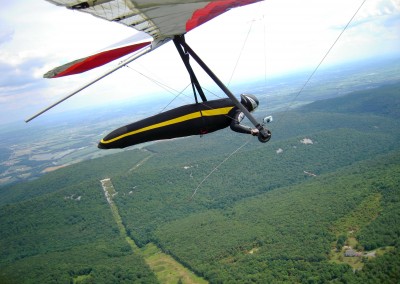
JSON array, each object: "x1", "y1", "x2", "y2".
[{"x1": 101, "y1": 107, "x2": 233, "y2": 144}]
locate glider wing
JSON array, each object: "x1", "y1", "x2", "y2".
[
  {"x1": 46, "y1": 0, "x2": 262, "y2": 38},
  {"x1": 44, "y1": 0, "x2": 262, "y2": 78},
  {"x1": 44, "y1": 40, "x2": 151, "y2": 78}
]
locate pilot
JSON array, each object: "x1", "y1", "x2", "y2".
[
  {"x1": 98, "y1": 94, "x2": 260, "y2": 149},
  {"x1": 230, "y1": 94, "x2": 260, "y2": 136}
]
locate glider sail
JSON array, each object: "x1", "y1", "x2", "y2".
[
  {"x1": 46, "y1": 0, "x2": 262, "y2": 38},
  {"x1": 44, "y1": 41, "x2": 151, "y2": 78},
  {"x1": 43, "y1": 0, "x2": 262, "y2": 78}
]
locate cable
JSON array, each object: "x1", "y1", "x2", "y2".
[
  {"x1": 124, "y1": 65, "x2": 196, "y2": 113},
  {"x1": 228, "y1": 20, "x2": 254, "y2": 86},
  {"x1": 125, "y1": 65, "x2": 188, "y2": 98},
  {"x1": 158, "y1": 83, "x2": 192, "y2": 113},
  {"x1": 190, "y1": 7, "x2": 269, "y2": 198},
  {"x1": 191, "y1": 0, "x2": 367, "y2": 198},
  {"x1": 125, "y1": 64, "x2": 238, "y2": 119},
  {"x1": 277, "y1": 0, "x2": 367, "y2": 123},
  {"x1": 190, "y1": 138, "x2": 251, "y2": 200}
]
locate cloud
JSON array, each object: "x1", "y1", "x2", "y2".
[
  {"x1": 364, "y1": 0, "x2": 400, "y2": 17},
  {"x1": 319, "y1": 0, "x2": 399, "y2": 63},
  {"x1": 0, "y1": 21, "x2": 14, "y2": 47},
  {"x1": 352, "y1": 0, "x2": 400, "y2": 25},
  {"x1": 0, "y1": 52, "x2": 51, "y2": 124},
  {"x1": 0, "y1": 52, "x2": 50, "y2": 95}
]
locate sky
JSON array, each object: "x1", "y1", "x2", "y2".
[{"x1": 0, "y1": 0, "x2": 399, "y2": 125}]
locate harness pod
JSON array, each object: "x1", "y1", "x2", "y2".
[{"x1": 98, "y1": 99, "x2": 236, "y2": 149}]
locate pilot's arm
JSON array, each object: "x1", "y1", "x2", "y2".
[{"x1": 230, "y1": 109, "x2": 259, "y2": 135}]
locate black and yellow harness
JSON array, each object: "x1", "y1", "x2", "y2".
[{"x1": 98, "y1": 98, "x2": 236, "y2": 149}]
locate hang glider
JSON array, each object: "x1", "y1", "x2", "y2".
[{"x1": 27, "y1": 0, "x2": 271, "y2": 143}]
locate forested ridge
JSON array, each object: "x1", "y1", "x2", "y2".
[
  {"x1": 153, "y1": 151, "x2": 400, "y2": 282},
  {"x1": 1, "y1": 83, "x2": 399, "y2": 283}
]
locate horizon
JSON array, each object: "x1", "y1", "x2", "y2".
[
  {"x1": 1, "y1": 55, "x2": 399, "y2": 128},
  {"x1": 0, "y1": 58, "x2": 399, "y2": 187}
]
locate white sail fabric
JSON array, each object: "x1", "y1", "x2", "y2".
[{"x1": 45, "y1": 0, "x2": 262, "y2": 39}]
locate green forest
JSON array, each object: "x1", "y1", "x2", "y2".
[{"x1": 1, "y1": 82, "x2": 399, "y2": 283}]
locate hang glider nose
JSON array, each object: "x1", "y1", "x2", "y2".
[{"x1": 44, "y1": 40, "x2": 152, "y2": 78}]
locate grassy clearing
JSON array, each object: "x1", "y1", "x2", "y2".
[
  {"x1": 142, "y1": 243, "x2": 208, "y2": 284},
  {"x1": 102, "y1": 178, "x2": 207, "y2": 283},
  {"x1": 329, "y1": 250, "x2": 364, "y2": 270},
  {"x1": 329, "y1": 193, "x2": 383, "y2": 270},
  {"x1": 73, "y1": 274, "x2": 92, "y2": 283},
  {"x1": 331, "y1": 193, "x2": 382, "y2": 235}
]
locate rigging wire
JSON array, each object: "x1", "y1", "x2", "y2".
[
  {"x1": 158, "y1": 83, "x2": 192, "y2": 113},
  {"x1": 124, "y1": 65, "x2": 189, "y2": 99},
  {"x1": 127, "y1": 54, "x2": 252, "y2": 198},
  {"x1": 190, "y1": 0, "x2": 367, "y2": 198},
  {"x1": 125, "y1": 64, "x2": 236, "y2": 119},
  {"x1": 190, "y1": 138, "x2": 251, "y2": 200},
  {"x1": 191, "y1": 11, "x2": 264, "y2": 199},
  {"x1": 262, "y1": 1, "x2": 270, "y2": 124},
  {"x1": 277, "y1": 0, "x2": 367, "y2": 124},
  {"x1": 125, "y1": 58, "x2": 238, "y2": 121},
  {"x1": 227, "y1": 20, "x2": 254, "y2": 86},
  {"x1": 124, "y1": 65, "x2": 195, "y2": 113}
]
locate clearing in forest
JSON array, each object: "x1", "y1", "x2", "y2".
[{"x1": 101, "y1": 178, "x2": 208, "y2": 283}]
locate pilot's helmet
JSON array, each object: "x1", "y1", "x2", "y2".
[{"x1": 240, "y1": 94, "x2": 259, "y2": 112}]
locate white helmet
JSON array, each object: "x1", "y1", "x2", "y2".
[{"x1": 240, "y1": 94, "x2": 259, "y2": 111}]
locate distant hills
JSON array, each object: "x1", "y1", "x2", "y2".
[
  {"x1": 301, "y1": 82, "x2": 400, "y2": 118},
  {"x1": 1, "y1": 82, "x2": 399, "y2": 283}
]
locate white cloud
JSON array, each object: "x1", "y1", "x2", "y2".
[{"x1": 359, "y1": 0, "x2": 400, "y2": 18}]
